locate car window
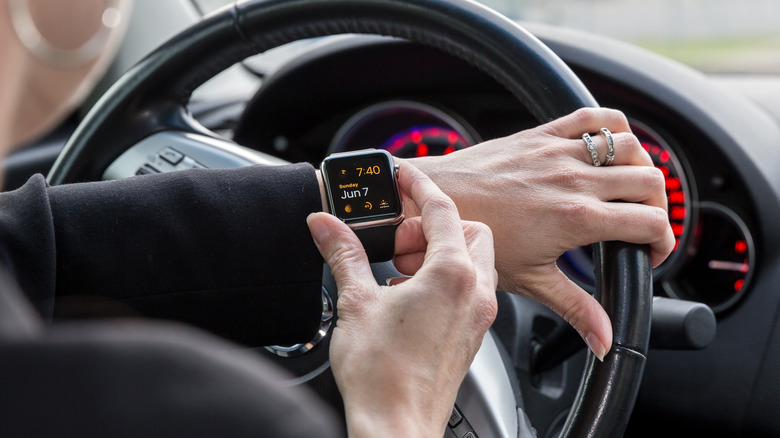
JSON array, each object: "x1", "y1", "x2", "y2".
[{"x1": 190, "y1": 0, "x2": 780, "y2": 74}]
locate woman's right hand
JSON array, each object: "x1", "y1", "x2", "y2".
[{"x1": 308, "y1": 162, "x2": 498, "y2": 437}]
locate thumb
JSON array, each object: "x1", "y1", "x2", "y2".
[
  {"x1": 306, "y1": 212, "x2": 376, "y2": 292},
  {"x1": 532, "y1": 266, "x2": 613, "y2": 361}
]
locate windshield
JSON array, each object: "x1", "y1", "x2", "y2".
[
  {"x1": 483, "y1": 0, "x2": 780, "y2": 74},
  {"x1": 193, "y1": 0, "x2": 780, "y2": 74}
]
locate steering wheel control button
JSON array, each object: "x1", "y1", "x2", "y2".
[
  {"x1": 181, "y1": 157, "x2": 207, "y2": 170},
  {"x1": 448, "y1": 406, "x2": 463, "y2": 427},
  {"x1": 135, "y1": 164, "x2": 159, "y2": 176},
  {"x1": 159, "y1": 147, "x2": 184, "y2": 165},
  {"x1": 447, "y1": 404, "x2": 480, "y2": 438}
]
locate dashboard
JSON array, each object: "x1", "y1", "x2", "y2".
[
  {"x1": 232, "y1": 36, "x2": 758, "y2": 317},
  {"x1": 223, "y1": 28, "x2": 780, "y2": 436}
]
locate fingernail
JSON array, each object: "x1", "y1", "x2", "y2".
[
  {"x1": 585, "y1": 333, "x2": 607, "y2": 362},
  {"x1": 306, "y1": 213, "x2": 330, "y2": 245},
  {"x1": 385, "y1": 277, "x2": 411, "y2": 286}
]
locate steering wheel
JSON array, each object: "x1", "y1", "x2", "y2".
[{"x1": 48, "y1": 0, "x2": 653, "y2": 436}]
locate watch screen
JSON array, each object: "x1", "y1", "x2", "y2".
[{"x1": 323, "y1": 151, "x2": 401, "y2": 223}]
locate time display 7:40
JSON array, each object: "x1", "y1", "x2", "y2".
[{"x1": 357, "y1": 165, "x2": 381, "y2": 177}]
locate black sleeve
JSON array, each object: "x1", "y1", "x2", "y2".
[{"x1": 0, "y1": 164, "x2": 325, "y2": 347}]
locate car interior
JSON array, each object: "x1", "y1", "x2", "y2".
[{"x1": 6, "y1": 0, "x2": 780, "y2": 436}]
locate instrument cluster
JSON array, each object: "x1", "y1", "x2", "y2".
[{"x1": 332, "y1": 100, "x2": 756, "y2": 314}]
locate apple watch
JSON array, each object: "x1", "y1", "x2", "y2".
[{"x1": 320, "y1": 149, "x2": 404, "y2": 262}]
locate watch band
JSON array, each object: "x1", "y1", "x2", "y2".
[{"x1": 354, "y1": 224, "x2": 399, "y2": 263}]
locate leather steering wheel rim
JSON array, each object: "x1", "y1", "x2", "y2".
[{"x1": 47, "y1": 0, "x2": 653, "y2": 436}]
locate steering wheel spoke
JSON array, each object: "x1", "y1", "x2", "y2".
[
  {"x1": 456, "y1": 332, "x2": 536, "y2": 438},
  {"x1": 102, "y1": 131, "x2": 290, "y2": 180}
]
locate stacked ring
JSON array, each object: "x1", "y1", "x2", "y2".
[
  {"x1": 582, "y1": 133, "x2": 601, "y2": 167},
  {"x1": 600, "y1": 128, "x2": 615, "y2": 166}
]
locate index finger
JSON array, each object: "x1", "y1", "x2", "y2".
[{"x1": 397, "y1": 161, "x2": 467, "y2": 255}]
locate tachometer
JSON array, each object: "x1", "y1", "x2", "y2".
[{"x1": 632, "y1": 121, "x2": 692, "y2": 256}]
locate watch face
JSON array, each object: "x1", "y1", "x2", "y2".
[{"x1": 322, "y1": 150, "x2": 402, "y2": 224}]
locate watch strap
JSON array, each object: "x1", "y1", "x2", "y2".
[{"x1": 354, "y1": 224, "x2": 398, "y2": 263}]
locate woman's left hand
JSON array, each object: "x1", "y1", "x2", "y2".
[{"x1": 409, "y1": 108, "x2": 675, "y2": 360}]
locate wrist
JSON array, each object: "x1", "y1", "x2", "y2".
[
  {"x1": 395, "y1": 156, "x2": 445, "y2": 218},
  {"x1": 405, "y1": 154, "x2": 463, "y2": 217},
  {"x1": 344, "y1": 399, "x2": 447, "y2": 438}
]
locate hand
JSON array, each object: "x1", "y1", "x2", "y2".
[
  {"x1": 409, "y1": 108, "x2": 675, "y2": 360},
  {"x1": 307, "y1": 162, "x2": 498, "y2": 437}
]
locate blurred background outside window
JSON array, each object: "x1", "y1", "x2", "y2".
[{"x1": 192, "y1": 0, "x2": 780, "y2": 74}]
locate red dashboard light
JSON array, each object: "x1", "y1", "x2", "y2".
[
  {"x1": 666, "y1": 177, "x2": 681, "y2": 190},
  {"x1": 380, "y1": 125, "x2": 471, "y2": 158},
  {"x1": 735, "y1": 240, "x2": 748, "y2": 254},
  {"x1": 635, "y1": 124, "x2": 690, "y2": 263},
  {"x1": 668, "y1": 190, "x2": 685, "y2": 204}
]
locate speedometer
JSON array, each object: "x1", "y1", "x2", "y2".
[
  {"x1": 559, "y1": 121, "x2": 695, "y2": 287},
  {"x1": 329, "y1": 100, "x2": 479, "y2": 155},
  {"x1": 381, "y1": 125, "x2": 471, "y2": 158}
]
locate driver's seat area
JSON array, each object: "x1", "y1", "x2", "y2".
[{"x1": 0, "y1": 267, "x2": 342, "y2": 437}]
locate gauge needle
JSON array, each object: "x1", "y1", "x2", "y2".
[{"x1": 708, "y1": 260, "x2": 749, "y2": 273}]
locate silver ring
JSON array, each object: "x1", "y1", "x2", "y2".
[
  {"x1": 600, "y1": 128, "x2": 615, "y2": 166},
  {"x1": 582, "y1": 133, "x2": 601, "y2": 167}
]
